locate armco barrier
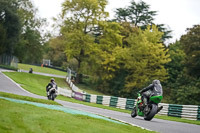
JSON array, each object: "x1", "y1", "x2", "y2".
[
  {"x1": 96, "y1": 95, "x2": 103, "y2": 104},
  {"x1": 126, "y1": 99, "x2": 135, "y2": 110},
  {"x1": 116, "y1": 97, "x2": 127, "y2": 109},
  {"x1": 168, "y1": 104, "x2": 183, "y2": 117},
  {"x1": 109, "y1": 96, "x2": 118, "y2": 107},
  {"x1": 158, "y1": 103, "x2": 169, "y2": 115},
  {"x1": 85, "y1": 94, "x2": 91, "y2": 102},
  {"x1": 90, "y1": 94, "x2": 97, "y2": 103},
  {"x1": 65, "y1": 76, "x2": 200, "y2": 120},
  {"x1": 198, "y1": 106, "x2": 200, "y2": 120},
  {"x1": 102, "y1": 96, "x2": 111, "y2": 106},
  {"x1": 58, "y1": 87, "x2": 72, "y2": 98},
  {"x1": 73, "y1": 91, "x2": 84, "y2": 101}
]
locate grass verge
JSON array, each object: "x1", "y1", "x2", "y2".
[
  {"x1": 155, "y1": 115, "x2": 200, "y2": 125},
  {"x1": 0, "y1": 99, "x2": 155, "y2": 133},
  {"x1": 76, "y1": 83, "x2": 106, "y2": 95},
  {"x1": 0, "y1": 65, "x2": 18, "y2": 71},
  {"x1": 3, "y1": 72, "x2": 69, "y2": 96},
  {"x1": 18, "y1": 63, "x2": 67, "y2": 76},
  {"x1": 0, "y1": 91, "x2": 60, "y2": 105}
]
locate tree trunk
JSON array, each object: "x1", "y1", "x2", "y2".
[{"x1": 75, "y1": 59, "x2": 82, "y2": 84}]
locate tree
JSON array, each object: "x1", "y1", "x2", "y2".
[
  {"x1": 14, "y1": 0, "x2": 47, "y2": 64},
  {"x1": 124, "y1": 25, "x2": 170, "y2": 97},
  {"x1": 162, "y1": 41, "x2": 185, "y2": 102},
  {"x1": 45, "y1": 36, "x2": 67, "y2": 66},
  {"x1": 0, "y1": 0, "x2": 21, "y2": 55},
  {"x1": 60, "y1": 0, "x2": 108, "y2": 83},
  {"x1": 166, "y1": 41, "x2": 185, "y2": 84},
  {"x1": 163, "y1": 25, "x2": 200, "y2": 105},
  {"x1": 114, "y1": 0, "x2": 172, "y2": 44},
  {"x1": 180, "y1": 24, "x2": 200, "y2": 78},
  {"x1": 114, "y1": 0, "x2": 156, "y2": 27}
]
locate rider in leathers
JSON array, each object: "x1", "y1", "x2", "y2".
[
  {"x1": 46, "y1": 78, "x2": 57, "y2": 96},
  {"x1": 139, "y1": 79, "x2": 163, "y2": 112}
]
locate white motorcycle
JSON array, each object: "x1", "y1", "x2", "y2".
[{"x1": 47, "y1": 87, "x2": 58, "y2": 101}]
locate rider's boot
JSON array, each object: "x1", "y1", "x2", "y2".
[{"x1": 157, "y1": 106, "x2": 163, "y2": 113}]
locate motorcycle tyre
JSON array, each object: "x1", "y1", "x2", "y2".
[
  {"x1": 144, "y1": 104, "x2": 158, "y2": 121},
  {"x1": 47, "y1": 95, "x2": 51, "y2": 100},
  {"x1": 131, "y1": 106, "x2": 137, "y2": 118}
]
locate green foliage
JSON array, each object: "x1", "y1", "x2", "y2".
[
  {"x1": 165, "y1": 25, "x2": 200, "y2": 105},
  {"x1": 114, "y1": 0, "x2": 156, "y2": 26},
  {"x1": 124, "y1": 25, "x2": 170, "y2": 94},
  {"x1": 114, "y1": 0, "x2": 172, "y2": 44},
  {"x1": 0, "y1": 0, "x2": 21, "y2": 55},
  {"x1": 60, "y1": 0, "x2": 109, "y2": 83},
  {"x1": 44, "y1": 36, "x2": 67, "y2": 66},
  {"x1": 172, "y1": 73, "x2": 200, "y2": 105},
  {"x1": 14, "y1": 0, "x2": 47, "y2": 64},
  {"x1": 0, "y1": 0, "x2": 47, "y2": 64},
  {"x1": 180, "y1": 24, "x2": 200, "y2": 77},
  {"x1": 166, "y1": 41, "x2": 185, "y2": 83}
]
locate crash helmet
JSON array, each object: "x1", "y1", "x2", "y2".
[
  {"x1": 50, "y1": 78, "x2": 55, "y2": 82},
  {"x1": 152, "y1": 79, "x2": 160, "y2": 85}
]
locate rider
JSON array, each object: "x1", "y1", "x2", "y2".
[
  {"x1": 139, "y1": 79, "x2": 163, "y2": 112},
  {"x1": 46, "y1": 78, "x2": 57, "y2": 96}
]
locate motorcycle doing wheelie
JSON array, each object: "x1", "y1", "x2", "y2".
[
  {"x1": 47, "y1": 87, "x2": 58, "y2": 101},
  {"x1": 131, "y1": 92, "x2": 163, "y2": 121}
]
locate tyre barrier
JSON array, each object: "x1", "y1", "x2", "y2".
[{"x1": 65, "y1": 77, "x2": 200, "y2": 120}]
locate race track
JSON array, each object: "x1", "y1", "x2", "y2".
[{"x1": 0, "y1": 70, "x2": 199, "y2": 133}]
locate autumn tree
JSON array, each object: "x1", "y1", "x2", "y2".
[
  {"x1": 60, "y1": 0, "x2": 108, "y2": 83},
  {"x1": 124, "y1": 25, "x2": 170, "y2": 97}
]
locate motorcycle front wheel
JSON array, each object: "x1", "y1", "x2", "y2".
[
  {"x1": 144, "y1": 104, "x2": 158, "y2": 121},
  {"x1": 131, "y1": 106, "x2": 137, "y2": 118}
]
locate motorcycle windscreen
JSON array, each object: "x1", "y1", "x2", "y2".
[{"x1": 150, "y1": 95, "x2": 163, "y2": 103}]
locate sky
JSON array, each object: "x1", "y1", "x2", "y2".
[{"x1": 32, "y1": 0, "x2": 200, "y2": 44}]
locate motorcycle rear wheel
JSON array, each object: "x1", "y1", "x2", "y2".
[
  {"x1": 144, "y1": 104, "x2": 158, "y2": 121},
  {"x1": 131, "y1": 106, "x2": 137, "y2": 118}
]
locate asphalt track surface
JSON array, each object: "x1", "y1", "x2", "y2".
[{"x1": 0, "y1": 69, "x2": 199, "y2": 133}]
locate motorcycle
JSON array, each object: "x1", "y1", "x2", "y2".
[
  {"x1": 131, "y1": 93, "x2": 163, "y2": 121},
  {"x1": 47, "y1": 87, "x2": 58, "y2": 101}
]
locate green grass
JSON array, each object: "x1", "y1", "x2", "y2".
[
  {"x1": 0, "y1": 99, "x2": 155, "y2": 133},
  {"x1": 18, "y1": 63, "x2": 67, "y2": 76},
  {"x1": 0, "y1": 91, "x2": 60, "y2": 105},
  {"x1": 3, "y1": 72, "x2": 69, "y2": 96},
  {"x1": 3, "y1": 72, "x2": 200, "y2": 126},
  {"x1": 155, "y1": 114, "x2": 200, "y2": 125},
  {"x1": 18, "y1": 63, "x2": 103, "y2": 95},
  {"x1": 0, "y1": 65, "x2": 18, "y2": 71},
  {"x1": 76, "y1": 83, "x2": 106, "y2": 95}
]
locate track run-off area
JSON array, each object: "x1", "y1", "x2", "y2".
[{"x1": 0, "y1": 69, "x2": 199, "y2": 133}]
